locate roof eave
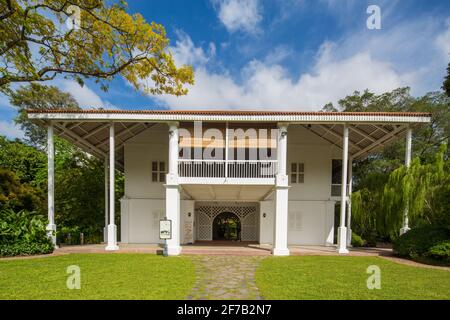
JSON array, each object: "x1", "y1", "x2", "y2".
[{"x1": 27, "y1": 112, "x2": 431, "y2": 124}]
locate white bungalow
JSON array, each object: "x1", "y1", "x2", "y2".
[{"x1": 27, "y1": 110, "x2": 431, "y2": 255}]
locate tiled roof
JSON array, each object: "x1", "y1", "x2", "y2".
[{"x1": 26, "y1": 109, "x2": 431, "y2": 117}]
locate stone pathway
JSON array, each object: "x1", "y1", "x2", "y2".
[{"x1": 187, "y1": 256, "x2": 265, "y2": 300}]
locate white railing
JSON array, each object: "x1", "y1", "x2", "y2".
[{"x1": 178, "y1": 159, "x2": 278, "y2": 178}]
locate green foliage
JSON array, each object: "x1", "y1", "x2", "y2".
[
  {"x1": 0, "y1": 82, "x2": 126, "y2": 245},
  {"x1": 393, "y1": 225, "x2": 450, "y2": 259},
  {"x1": 351, "y1": 232, "x2": 365, "y2": 247},
  {"x1": 351, "y1": 172, "x2": 389, "y2": 244},
  {"x1": 335, "y1": 88, "x2": 450, "y2": 244},
  {"x1": 381, "y1": 144, "x2": 447, "y2": 237},
  {"x1": 426, "y1": 241, "x2": 450, "y2": 261},
  {"x1": 0, "y1": 208, "x2": 48, "y2": 243},
  {"x1": 0, "y1": 208, "x2": 53, "y2": 256},
  {"x1": 0, "y1": 168, "x2": 44, "y2": 213},
  {"x1": 443, "y1": 62, "x2": 450, "y2": 97},
  {"x1": 0, "y1": 241, "x2": 53, "y2": 257},
  {"x1": 52, "y1": 138, "x2": 123, "y2": 239},
  {"x1": 10, "y1": 83, "x2": 79, "y2": 147},
  {"x1": 0, "y1": 134, "x2": 121, "y2": 245},
  {"x1": 0, "y1": 0, "x2": 194, "y2": 96},
  {"x1": 0, "y1": 135, "x2": 46, "y2": 185}
]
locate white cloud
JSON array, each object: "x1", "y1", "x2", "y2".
[
  {"x1": 151, "y1": 13, "x2": 450, "y2": 110},
  {"x1": 153, "y1": 34, "x2": 409, "y2": 110},
  {"x1": 59, "y1": 80, "x2": 111, "y2": 109},
  {"x1": 435, "y1": 18, "x2": 450, "y2": 59},
  {"x1": 170, "y1": 31, "x2": 216, "y2": 66},
  {"x1": 264, "y1": 46, "x2": 293, "y2": 64},
  {"x1": 0, "y1": 120, "x2": 24, "y2": 140},
  {"x1": 212, "y1": 0, "x2": 262, "y2": 34},
  {"x1": 155, "y1": 50, "x2": 406, "y2": 110}
]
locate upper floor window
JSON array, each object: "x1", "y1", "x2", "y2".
[
  {"x1": 152, "y1": 161, "x2": 166, "y2": 183},
  {"x1": 290, "y1": 163, "x2": 305, "y2": 184}
]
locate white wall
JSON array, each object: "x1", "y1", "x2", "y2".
[
  {"x1": 122, "y1": 123, "x2": 339, "y2": 245},
  {"x1": 287, "y1": 125, "x2": 341, "y2": 201},
  {"x1": 260, "y1": 125, "x2": 339, "y2": 245},
  {"x1": 121, "y1": 198, "x2": 194, "y2": 244},
  {"x1": 124, "y1": 124, "x2": 168, "y2": 199},
  {"x1": 259, "y1": 200, "x2": 274, "y2": 244},
  {"x1": 287, "y1": 200, "x2": 335, "y2": 245},
  {"x1": 121, "y1": 124, "x2": 197, "y2": 244},
  {"x1": 259, "y1": 199, "x2": 335, "y2": 246}
]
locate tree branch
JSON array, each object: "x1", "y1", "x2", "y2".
[{"x1": 0, "y1": 0, "x2": 15, "y2": 21}]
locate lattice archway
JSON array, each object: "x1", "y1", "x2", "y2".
[{"x1": 195, "y1": 202, "x2": 259, "y2": 241}]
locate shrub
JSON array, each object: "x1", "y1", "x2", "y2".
[
  {"x1": 351, "y1": 232, "x2": 366, "y2": 247},
  {"x1": 0, "y1": 240, "x2": 53, "y2": 257},
  {"x1": 0, "y1": 208, "x2": 54, "y2": 256},
  {"x1": 393, "y1": 225, "x2": 450, "y2": 259},
  {"x1": 425, "y1": 241, "x2": 450, "y2": 261}
]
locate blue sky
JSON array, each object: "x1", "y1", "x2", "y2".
[{"x1": 1, "y1": 0, "x2": 450, "y2": 139}]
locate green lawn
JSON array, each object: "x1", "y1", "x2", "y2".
[
  {"x1": 255, "y1": 256, "x2": 450, "y2": 300},
  {"x1": 0, "y1": 254, "x2": 195, "y2": 299},
  {"x1": 1, "y1": 254, "x2": 449, "y2": 300}
]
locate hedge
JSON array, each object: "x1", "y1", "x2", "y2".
[{"x1": 393, "y1": 225, "x2": 450, "y2": 260}]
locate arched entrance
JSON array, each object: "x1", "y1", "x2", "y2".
[{"x1": 212, "y1": 212, "x2": 241, "y2": 241}]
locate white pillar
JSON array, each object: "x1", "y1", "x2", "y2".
[
  {"x1": 46, "y1": 124, "x2": 57, "y2": 247},
  {"x1": 273, "y1": 123, "x2": 290, "y2": 256},
  {"x1": 225, "y1": 122, "x2": 229, "y2": 178},
  {"x1": 165, "y1": 122, "x2": 181, "y2": 255},
  {"x1": 337, "y1": 124, "x2": 349, "y2": 254},
  {"x1": 346, "y1": 156, "x2": 353, "y2": 246},
  {"x1": 106, "y1": 124, "x2": 119, "y2": 250},
  {"x1": 103, "y1": 157, "x2": 109, "y2": 243},
  {"x1": 400, "y1": 126, "x2": 412, "y2": 235}
]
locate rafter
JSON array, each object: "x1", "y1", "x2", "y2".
[{"x1": 352, "y1": 125, "x2": 406, "y2": 159}]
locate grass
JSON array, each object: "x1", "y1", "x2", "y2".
[
  {"x1": 255, "y1": 256, "x2": 450, "y2": 300},
  {"x1": 0, "y1": 254, "x2": 196, "y2": 300},
  {"x1": 1, "y1": 254, "x2": 449, "y2": 300}
]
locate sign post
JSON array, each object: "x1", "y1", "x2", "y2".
[{"x1": 159, "y1": 218, "x2": 172, "y2": 257}]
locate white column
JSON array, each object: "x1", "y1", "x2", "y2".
[
  {"x1": 103, "y1": 157, "x2": 109, "y2": 243},
  {"x1": 225, "y1": 122, "x2": 229, "y2": 178},
  {"x1": 106, "y1": 123, "x2": 119, "y2": 250},
  {"x1": 337, "y1": 124, "x2": 349, "y2": 254},
  {"x1": 400, "y1": 126, "x2": 412, "y2": 235},
  {"x1": 46, "y1": 124, "x2": 57, "y2": 247},
  {"x1": 273, "y1": 123, "x2": 290, "y2": 256},
  {"x1": 165, "y1": 122, "x2": 181, "y2": 255},
  {"x1": 346, "y1": 156, "x2": 353, "y2": 246}
]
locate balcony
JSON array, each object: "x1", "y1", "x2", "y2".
[{"x1": 178, "y1": 159, "x2": 278, "y2": 185}]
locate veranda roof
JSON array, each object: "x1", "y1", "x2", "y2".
[{"x1": 27, "y1": 109, "x2": 431, "y2": 170}]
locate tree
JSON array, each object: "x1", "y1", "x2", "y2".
[
  {"x1": 0, "y1": 0, "x2": 194, "y2": 95},
  {"x1": 5, "y1": 83, "x2": 122, "y2": 242},
  {"x1": 443, "y1": 62, "x2": 450, "y2": 97},
  {"x1": 381, "y1": 144, "x2": 448, "y2": 234},
  {"x1": 0, "y1": 135, "x2": 46, "y2": 185},
  {"x1": 10, "y1": 83, "x2": 79, "y2": 148},
  {"x1": 328, "y1": 88, "x2": 450, "y2": 243}
]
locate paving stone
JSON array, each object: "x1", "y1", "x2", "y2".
[{"x1": 188, "y1": 256, "x2": 265, "y2": 300}]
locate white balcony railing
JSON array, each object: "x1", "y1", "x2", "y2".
[{"x1": 178, "y1": 159, "x2": 278, "y2": 179}]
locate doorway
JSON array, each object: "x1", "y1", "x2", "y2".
[{"x1": 212, "y1": 212, "x2": 241, "y2": 241}]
